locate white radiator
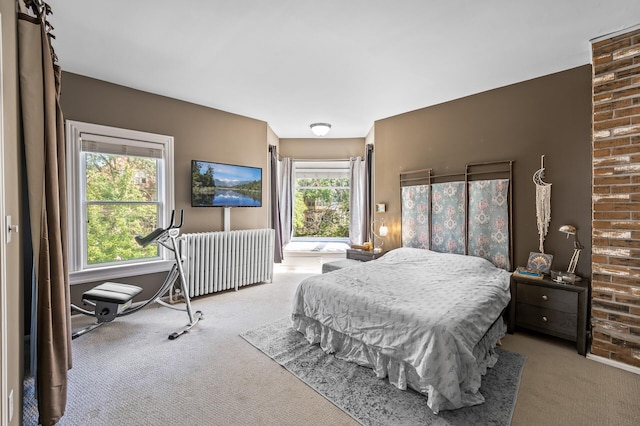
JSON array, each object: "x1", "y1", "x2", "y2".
[{"x1": 180, "y1": 229, "x2": 274, "y2": 297}]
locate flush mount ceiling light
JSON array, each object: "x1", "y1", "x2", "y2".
[{"x1": 310, "y1": 122, "x2": 331, "y2": 137}]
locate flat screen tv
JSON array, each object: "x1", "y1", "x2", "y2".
[{"x1": 191, "y1": 160, "x2": 262, "y2": 207}]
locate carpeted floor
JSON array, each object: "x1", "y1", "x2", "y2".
[
  {"x1": 22, "y1": 265, "x2": 640, "y2": 425},
  {"x1": 241, "y1": 316, "x2": 526, "y2": 426},
  {"x1": 25, "y1": 268, "x2": 358, "y2": 426}
]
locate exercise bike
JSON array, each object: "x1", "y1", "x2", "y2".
[{"x1": 71, "y1": 210, "x2": 203, "y2": 340}]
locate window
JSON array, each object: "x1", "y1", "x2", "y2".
[
  {"x1": 66, "y1": 121, "x2": 174, "y2": 284},
  {"x1": 293, "y1": 161, "x2": 350, "y2": 240}
]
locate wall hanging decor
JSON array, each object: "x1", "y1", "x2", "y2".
[{"x1": 533, "y1": 155, "x2": 552, "y2": 253}]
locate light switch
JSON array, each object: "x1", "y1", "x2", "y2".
[{"x1": 6, "y1": 215, "x2": 18, "y2": 243}]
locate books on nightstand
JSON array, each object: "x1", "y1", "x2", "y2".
[{"x1": 513, "y1": 266, "x2": 544, "y2": 280}]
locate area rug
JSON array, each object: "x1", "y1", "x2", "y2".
[{"x1": 241, "y1": 317, "x2": 526, "y2": 426}]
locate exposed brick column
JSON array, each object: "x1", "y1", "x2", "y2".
[{"x1": 591, "y1": 28, "x2": 640, "y2": 368}]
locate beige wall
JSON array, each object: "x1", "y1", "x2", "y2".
[
  {"x1": 1, "y1": 0, "x2": 22, "y2": 423},
  {"x1": 61, "y1": 72, "x2": 270, "y2": 234},
  {"x1": 279, "y1": 138, "x2": 365, "y2": 159},
  {"x1": 60, "y1": 72, "x2": 272, "y2": 304},
  {"x1": 373, "y1": 65, "x2": 593, "y2": 276},
  {"x1": 267, "y1": 124, "x2": 279, "y2": 150}
]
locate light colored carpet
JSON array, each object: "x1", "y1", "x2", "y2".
[
  {"x1": 500, "y1": 330, "x2": 640, "y2": 426},
  {"x1": 26, "y1": 266, "x2": 358, "y2": 426},
  {"x1": 241, "y1": 316, "x2": 525, "y2": 425},
  {"x1": 23, "y1": 264, "x2": 640, "y2": 425}
]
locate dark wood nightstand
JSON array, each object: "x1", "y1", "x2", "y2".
[
  {"x1": 508, "y1": 274, "x2": 589, "y2": 355},
  {"x1": 346, "y1": 249, "x2": 385, "y2": 262}
]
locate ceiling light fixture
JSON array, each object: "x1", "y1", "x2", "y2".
[{"x1": 310, "y1": 122, "x2": 331, "y2": 137}]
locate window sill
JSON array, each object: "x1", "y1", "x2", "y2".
[
  {"x1": 291, "y1": 237, "x2": 350, "y2": 244},
  {"x1": 69, "y1": 259, "x2": 174, "y2": 285}
]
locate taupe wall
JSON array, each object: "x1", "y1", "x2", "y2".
[
  {"x1": 279, "y1": 138, "x2": 366, "y2": 159},
  {"x1": 62, "y1": 72, "x2": 270, "y2": 234},
  {"x1": 267, "y1": 125, "x2": 280, "y2": 150},
  {"x1": 1, "y1": 0, "x2": 22, "y2": 423},
  {"x1": 60, "y1": 72, "x2": 272, "y2": 304},
  {"x1": 373, "y1": 65, "x2": 593, "y2": 276}
]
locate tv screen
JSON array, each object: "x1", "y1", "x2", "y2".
[{"x1": 191, "y1": 160, "x2": 262, "y2": 207}]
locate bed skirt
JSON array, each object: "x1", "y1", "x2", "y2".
[{"x1": 292, "y1": 313, "x2": 506, "y2": 413}]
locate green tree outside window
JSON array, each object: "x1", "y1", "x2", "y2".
[
  {"x1": 294, "y1": 177, "x2": 350, "y2": 238},
  {"x1": 85, "y1": 153, "x2": 160, "y2": 264}
]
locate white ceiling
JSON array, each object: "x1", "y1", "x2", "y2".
[{"x1": 48, "y1": 1, "x2": 640, "y2": 139}]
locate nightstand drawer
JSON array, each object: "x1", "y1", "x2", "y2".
[
  {"x1": 517, "y1": 283, "x2": 578, "y2": 314},
  {"x1": 516, "y1": 303, "x2": 577, "y2": 338}
]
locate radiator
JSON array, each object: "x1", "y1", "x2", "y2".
[{"x1": 180, "y1": 229, "x2": 275, "y2": 297}]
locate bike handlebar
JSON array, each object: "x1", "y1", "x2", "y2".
[{"x1": 135, "y1": 209, "x2": 184, "y2": 247}]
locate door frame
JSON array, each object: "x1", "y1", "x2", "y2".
[{"x1": 0, "y1": 13, "x2": 10, "y2": 426}]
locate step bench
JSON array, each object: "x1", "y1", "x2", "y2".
[{"x1": 82, "y1": 282, "x2": 143, "y2": 323}]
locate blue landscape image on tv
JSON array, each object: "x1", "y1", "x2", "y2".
[{"x1": 191, "y1": 160, "x2": 262, "y2": 207}]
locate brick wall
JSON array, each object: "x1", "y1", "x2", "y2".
[{"x1": 591, "y1": 28, "x2": 640, "y2": 368}]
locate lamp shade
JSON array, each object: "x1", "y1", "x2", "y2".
[
  {"x1": 310, "y1": 123, "x2": 331, "y2": 137},
  {"x1": 559, "y1": 224, "x2": 577, "y2": 235},
  {"x1": 370, "y1": 219, "x2": 387, "y2": 252}
]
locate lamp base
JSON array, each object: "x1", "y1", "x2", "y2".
[
  {"x1": 567, "y1": 272, "x2": 582, "y2": 282},
  {"x1": 553, "y1": 272, "x2": 581, "y2": 283}
]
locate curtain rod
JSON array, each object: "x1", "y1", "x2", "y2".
[{"x1": 290, "y1": 157, "x2": 355, "y2": 162}]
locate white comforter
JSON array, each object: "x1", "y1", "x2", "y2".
[{"x1": 292, "y1": 247, "x2": 512, "y2": 413}]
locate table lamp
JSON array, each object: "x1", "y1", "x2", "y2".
[
  {"x1": 559, "y1": 224, "x2": 583, "y2": 274},
  {"x1": 371, "y1": 219, "x2": 388, "y2": 253}
]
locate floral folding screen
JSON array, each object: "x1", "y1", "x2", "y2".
[
  {"x1": 431, "y1": 182, "x2": 466, "y2": 255},
  {"x1": 467, "y1": 179, "x2": 510, "y2": 269},
  {"x1": 400, "y1": 162, "x2": 513, "y2": 270},
  {"x1": 401, "y1": 184, "x2": 429, "y2": 249}
]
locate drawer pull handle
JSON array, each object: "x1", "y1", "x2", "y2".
[
  {"x1": 542, "y1": 316, "x2": 548, "y2": 322},
  {"x1": 542, "y1": 295, "x2": 548, "y2": 301}
]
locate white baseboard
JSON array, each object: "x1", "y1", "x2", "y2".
[{"x1": 587, "y1": 353, "x2": 640, "y2": 375}]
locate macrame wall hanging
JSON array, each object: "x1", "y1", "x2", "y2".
[{"x1": 533, "y1": 155, "x2": 552, "y2": 253}]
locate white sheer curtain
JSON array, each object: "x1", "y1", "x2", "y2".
[
  {"x1": 349, "y1": 157, "x2": 367, "y2": 245},
  {"x1": 278, "y1": 157, "x2": 295, "y2": 248}
]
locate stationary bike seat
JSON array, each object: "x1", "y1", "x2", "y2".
[{"x1": 83, "y1": 282, "x2": 143, "y2": 304}]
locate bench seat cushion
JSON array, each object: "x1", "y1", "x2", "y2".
[{"x1": 83, "y1": 282, "x2": 143, "y2": 304}]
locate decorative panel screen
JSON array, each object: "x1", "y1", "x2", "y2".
[
  {"x1": 431, "y1": 182, "x2": 465, "y2": 254},
  {"x1": 468, "y1": 179, "x2": 510, "y2": 269},
  {"x1": 401, "y1": 184, "x2": 430, "y2": 249},
  {"x1": 400, "y1": 162, "x2": 512, "y2": 270}
]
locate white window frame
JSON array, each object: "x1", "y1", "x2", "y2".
[{"x1": 66, "y1": 120, "x2": 175, "y2": 284}]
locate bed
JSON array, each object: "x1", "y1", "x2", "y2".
[{"x1": 291, "y1": 161, "x2": 514, "y2": 413}]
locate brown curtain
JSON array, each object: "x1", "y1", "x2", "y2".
[
  {"x1": 364, "y1": 143, "x2": 373, "y2": 241},
  {"x1": 18, "y1": 1, "x2": 72, "y2": 425},
  {"x1": 269, "y1": 145, "x2": 283, "y2": 263}
]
